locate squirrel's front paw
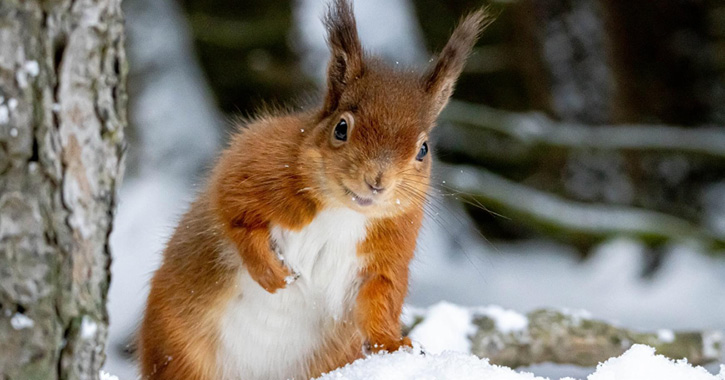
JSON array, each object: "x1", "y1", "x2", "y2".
[
  {"x1": 246, "y1": 250, "x2": 296, "y2": 293},
  {"x1": 252, "y1": 263, "x2": 291, "y2": 293}
]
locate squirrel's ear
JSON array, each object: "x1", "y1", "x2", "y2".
[
  {"x1": 323, "y1": 0, "x2": 364, "y2": 115},
  {"x1": 423, "y1": 9, "x2": 490, "y2": 118}
]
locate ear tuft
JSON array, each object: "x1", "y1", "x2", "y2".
[
  {"x1": 424, "y1": 8, "x2": 492, "y2": 117},
  {"x1": 323, "y1": 0, "x2": 364, "y2": 115}
]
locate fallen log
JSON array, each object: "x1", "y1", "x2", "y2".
[{"x1": 403, "y1": 302, "x2": 723, "y2": 368}]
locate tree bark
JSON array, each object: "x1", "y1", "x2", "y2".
[{"x1": 0, "y1": 0, "x2": 126, "y2": 379}]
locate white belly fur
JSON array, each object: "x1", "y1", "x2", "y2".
[{"x1": 218, "y1": 208, "x2": 368, "y2": 380}]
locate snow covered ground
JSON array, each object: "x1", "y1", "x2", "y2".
[
  {"x1": 316, "y1": 345, "x2": 725, "y2": 380},
  {"x1": 409, "y1": 205, "x2": 725, "y2": 377},
  {"x1": 411, "y1": 202, "x2": 725, "y2": 334}
]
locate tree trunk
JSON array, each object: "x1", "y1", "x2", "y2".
[
  {"x1": 513, "y1": 0, "x2": 614, "y2": 124},
  {"x1": 0, "y1": 0, "x2": 126, "y2": 379}
]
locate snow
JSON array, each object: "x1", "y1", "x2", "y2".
[
  {"x1": 24, "y1": 61, "x2": 39, "y2": 77},
  {"x1": 0, "y1": 104, "x2": 8, "y2": 124},
  {"x1": 476, "y1": 305, "x2": 529, "y2": 334},
  {"x1": 407, "y1": 302, "x2": 476, "y2": 354},
  {"x1": 588, "y1": 345, "x2": 724, "y2": 380},
  {"x1": 316, "y1": 345, "x2": 725, "y2": 380},
  {"x1": 411, "y1": 204, "x2": 725, "y2": 334},
  {"x1": 657, "y1": 329, "x2": 675, "y2": 343},
  {"x1": 560, "y1": 308, "x2": 593, "y2": 326},
  {"x1": 15, "y1": 61, "x2": 38, "y2": 88},
  {"x1": 704, "y1": 332, "x2": 724, "y2": 360},
  {"x1": 404, "y1": 302, "x2": 529, "y2": 355},
  {"x1": 10, "y1": 313, "x2": 34, "y2": 330},
  {"x1": 317, "y1": 350, "x2": 543, "y2": 380},
  {"x1": 284, "y1": 274, "x2": 298, "y2": 285},
  {"x1": 409, "y1": 202, "x2": 725, "y2": 377},
  {"x1": 100, "y1": 371, "x2": 119, "y2": 380},
  {"x1": 81, "y1": 316, "x2": 98, "y2": 339}
]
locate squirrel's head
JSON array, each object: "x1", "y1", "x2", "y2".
[{"x1": 301, "y1": 0, "x2": 489, "y2": 217}]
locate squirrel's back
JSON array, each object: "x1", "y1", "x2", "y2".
[{"x1": 139, "y1": 197, "x2": 235, "y2": 379}]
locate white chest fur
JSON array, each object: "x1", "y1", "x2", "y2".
[{"x1": 218, "y1": 208, "x2": 368, "y2": 380}]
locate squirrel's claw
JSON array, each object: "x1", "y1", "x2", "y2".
[
  {"x1": 250, "y1": 241, "x2": 300, "y2": 293},
  {"x1": 284, "y1": 270, "x2": 300, "y2": 285},
  {"x1": 362, "y1": 337, "x2": 413, "y2": 356},
  {"x1": 251, "y1": 264, "x2": 290, "y2": 294}
]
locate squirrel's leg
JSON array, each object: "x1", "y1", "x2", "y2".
[
  {"x1": 355, "y1": 272, "x2": 412, "y2": 353},
  {"x1": 355, "y1": 212, "x2": 421, "y2": 353},
  {"x1": 227, "y1": 226, "x2": 291, "y2": 293}
]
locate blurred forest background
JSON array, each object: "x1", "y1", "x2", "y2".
[
  {"x1": 106, "y1": 0, "x2": 725, "y2": 378},
  {"x1": 172, "y1": 0, "x2": 725, "y2": 253}
]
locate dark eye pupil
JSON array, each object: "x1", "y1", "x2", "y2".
[
  {"x1": 334, "y1": 119, "x2": 348, "y2": 141},
  {"x1": 416, "y1": 141, "x2": 428, "y2": 161}
]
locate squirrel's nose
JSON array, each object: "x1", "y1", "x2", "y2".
[
  {"x1": 366, "y1": 181, "x2": 385, "y2": 194},
  {"x1": 365, "y1": 172, "x2": 386, "y2": 194}
]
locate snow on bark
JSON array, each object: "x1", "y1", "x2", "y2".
[
  {"x1": 403, "y1": 302, "x2": 722, "y2": 368},
  {"x1": 0, "y1": 0, "x2": 126, "y2": 379}
]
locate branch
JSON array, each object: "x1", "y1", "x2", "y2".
[
  {"x1": 439, "y1": 100, "x2": 725, "y2": 159},
  {"x1": 439, "y1": 163, "x2": 725, "y2": 248},
  {"x1": 403, "y1": 304, "x2": 723, "y2": 368}
]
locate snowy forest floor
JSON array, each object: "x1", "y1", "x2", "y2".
[{"x1": 316, "y1": 345, "x2": 724, "y2": 380}]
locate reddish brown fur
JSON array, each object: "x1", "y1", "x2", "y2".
[
  {"x1": 139, "y1": 0, "x2": 488, "y2": 378},
  {"x1": 354, "y1": 209, "x2": 423, "y2": 353}
]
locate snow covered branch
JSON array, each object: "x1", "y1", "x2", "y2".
[
  {"x1": 403, "y1": 303, "x2": 723, "y2": 368},
  {"x1": 438, "y1": 100, "x2": 725, "y2": 159},
  {"x1": 438, "y1": 163, "x2": 725, "y2": 248}
]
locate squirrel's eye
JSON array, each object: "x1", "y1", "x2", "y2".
[
  {"x1": 416, "y1": 141, "x2": 428, "y2": 161},
  {"x1": 334, "y1": 119, "x2": 348, "y2": 142}
]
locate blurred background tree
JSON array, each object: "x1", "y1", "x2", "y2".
[{"x1": 178, "y1": 0, "x2": 315, "y2": 113}]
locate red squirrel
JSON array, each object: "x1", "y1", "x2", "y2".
[{"x1": 139, "y1": 1, "x2": 488, "y2": 379}]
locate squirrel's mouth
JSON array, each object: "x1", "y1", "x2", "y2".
[{"x1": 342, "y1": 186, "x2": 374, "y2": 207}]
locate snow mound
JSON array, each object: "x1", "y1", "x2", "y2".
[
  {"x1": 100, "y1": 371, "x2": 119, "y2": 380},
  {"x1": 403, "y1": 302, "x2": 529, "y2": 355},
  {"x1": 316, "y1": 345, "x2": 725, "y2": 380},
  {"x1": 317, "y1": 349, "x2": 544, "y2": 380},
  {"x1": 405, "y1": 302, "x2": 476, "y2": 354},
  {"x1": 589, "y1": 345, "x2": 723, "y2": 380}
]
